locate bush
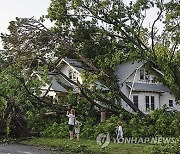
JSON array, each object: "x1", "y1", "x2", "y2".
[
  {"x1": 81, "y1": 116, "x2": 118, "y2": 139},
  {"x1": 126, "y1": 109, "x2": 180, "y2": 138},
  {"x1": 41, "y1": 122, "x2": 68, "y2": 138},
  {"x1": 80, "y1": 109, "x2": 180, "y2": 139},
  {"x1": 150, "y1": 138, "x2": 180, "y2": 154},
  {"x1": 25, "y1": 99, "x2": 180, "y2": 140}
]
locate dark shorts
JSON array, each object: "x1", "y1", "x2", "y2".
[{"x1": 68, "y1": 125, "x2": 74, "y2": 131}]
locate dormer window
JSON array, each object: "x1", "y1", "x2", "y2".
[
  {"x1": 140, "y1": 69, "x2": 150, "y2": 81},
  {"x1": 140, "y1": 69, "x2": 145, "y2": 80},
  {"x1": 68, "y1": 70, "x2": 73, "y2": 80},
  {"x1": 73, "y1": 71, "x2": 77, "y2": 80},
  {"x1": 68, "y1": 69, "x2": 77, "y2": 81},
  {"x1": 145, "y1": 72, "x2": 150, "y2": 80}
]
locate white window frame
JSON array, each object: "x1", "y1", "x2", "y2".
[
  {"x1": 145, "y1": 95, "x2": 155, "y2": 111},
  {"x1": 140, "y1": 68, "x2": 150, "y2": 81},
  {"x1": 68, "y1": 69, "x2": 77, "y2": 81},
  {"x1": 68, "y1": 69, "x2": 73, "y2": 80}
]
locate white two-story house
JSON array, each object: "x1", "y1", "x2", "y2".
[{"x1": 115, "y1": 61, "x2": 180, "y2": 113}]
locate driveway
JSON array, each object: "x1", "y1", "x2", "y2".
[{"x1": 0, "y1": 144, "x2": 54, "y2": 154}]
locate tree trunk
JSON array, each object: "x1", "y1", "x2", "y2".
[{"x1": 100, "y1": 108, "x2": 106, "y2": 122}]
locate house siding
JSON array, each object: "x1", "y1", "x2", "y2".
[
  {"x1": 121, "y1": 85, "x2": 161, "y2": 113},
  {"x1": 130, "y1": 92, "x2": 160, "y2": 113},
  {"x1": 160, "y1": 92, "x2": 180, "y2": 110}
]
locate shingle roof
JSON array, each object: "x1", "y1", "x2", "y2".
[
  {"x1": 126, "y1": 82, "x2": 170, "y2": 93},
  {"x1": 50, "y1": 75, "x2": 68, "y2": 92},
  {"x1": 48, "y1": 73, "x2": 79, "y2": 93},
  {"x1": 63, "y1": 58, "x2": 83, "y2": 73},
  {"x1": 114, "y1": 61, "x2": 144, "y2": 83},
  {"x1": 35, "y1": 71, "x2": 79, "y2": 93}
]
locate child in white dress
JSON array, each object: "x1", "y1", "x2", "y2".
[
  {"x1": 116, "y1": 121, "x2": 123, "y2": 143},
  {"x1": 75, "y1": 118, "x2": 82, "y2": 142}
]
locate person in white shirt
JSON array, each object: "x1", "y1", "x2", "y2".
[
  {"x1": 66, "y1": 109, "x2": 75, "y2": 140},
  {"x1": 116, "y1": 121, "x2": 123, "y2": 143}
]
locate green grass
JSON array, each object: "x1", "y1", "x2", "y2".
[{"x1": 21, "y1": 137, "x2": 155, "y2": 154}]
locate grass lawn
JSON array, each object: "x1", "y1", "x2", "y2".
[{"x1": 21, "y1": 137, "x2": 155, "y2": 154}]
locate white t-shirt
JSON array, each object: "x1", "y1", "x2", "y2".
[{"x1": 67, "y1": 114, "x2": 75, "y2": 125}]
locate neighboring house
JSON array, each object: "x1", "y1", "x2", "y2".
[
  {"x1": 114, "y1": 61, "x2": 180, "y2": 113},
  {"x1": 32, "y1": 58, "x2": 82, "y2": 101},
  {"x1": 36, "y1": 58, "x2": 180, "y2": 114},
  {"x1": 57, "y1": 58, "x2": 83, "y2": 85}
]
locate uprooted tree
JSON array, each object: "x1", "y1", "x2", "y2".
[{"x1": 0, "y1": 0, "x2": 180, "y2": 136}]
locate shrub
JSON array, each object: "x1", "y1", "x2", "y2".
[
  {"x1": 41, "y1": 122, "x2": 68, "y2": 138},
  {"x1": 81, "y1": 109, "x2": 180, "y2": 139},
  {"x1": 150, "y1": 137, "x2": 180, "y2": 154},
  {"x1": 81, "y1": 116, "x2": 118, "y2": 139}
]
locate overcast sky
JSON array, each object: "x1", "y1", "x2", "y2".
[
  {"x1": 0, "y1": 0, "x2": 51, "y2": 49},
  {"x1": 0, "y1": 0, "x2": 167, "y2": 49}
]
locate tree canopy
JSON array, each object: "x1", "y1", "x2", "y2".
[
  {"x1": 46, "y1": 0, "x2": 180, "y2": 98},
  {"x1": 0, "y1": 0, "x2": 179, "y2": 123}
]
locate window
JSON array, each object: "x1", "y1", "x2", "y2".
[
  {"x1": 68, "y1": 70, "x2": 77, "y2": 80},
  {"x1": 145, "y1": 72, "x2": 150, "y2": 81},
  {"x1": 140, "y1": 69, "x2": 144, "y2": 80},
  {"x1": 140, "y1": 69, "x2": 150, "y2": 81},
  {"x1": 151, "y1": 96, "x2": 155, "y2": 110},
  {"x1": 68, "y1": 70, "x2": 73, "y2": 79},
  {"x1": 169, "y1": 100, "x2": 173, "y2": 107},
  {"x1": 146, "y1": 96, "x2": 155, "y2": 111},
  {"x1": 146, "y1": 96, "x2": 149, "y2": 110},
  {"x1": 73, "y1": 71, "x2": 77, "y2": 80},
  {"x1": 133, "y1": 95, "x2": 138, "y2": 108}
]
